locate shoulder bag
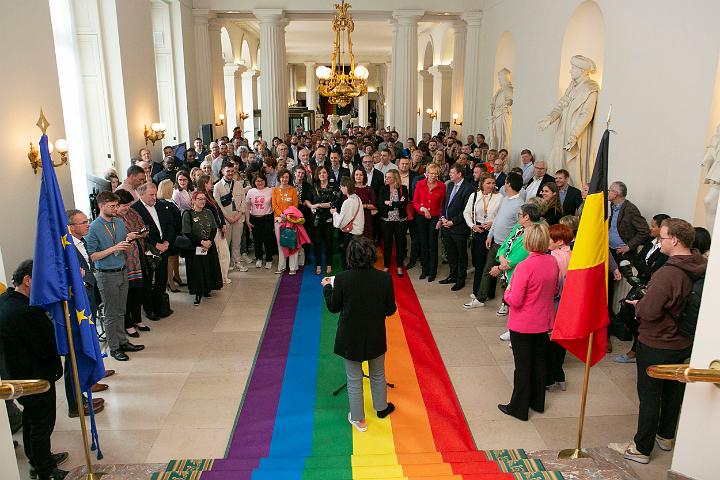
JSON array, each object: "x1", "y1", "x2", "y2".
[
  {"x1": 219, "y1": 180, "x2": 234, "y2": 207},
  {"x1": 341, "y1": 197, "x2": 361, "y2": 233}
]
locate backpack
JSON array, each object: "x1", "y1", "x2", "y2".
[{"x1": 675, "y1": 273, "x2": 705, "y2": 338}]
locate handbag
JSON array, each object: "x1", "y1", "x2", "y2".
[
  {"x1": 219, "y1": 180, "x2": 234, "y2": 207},
  {"x1": 279, "y1": 225, "x2": 297, "y2": 248},
  {"x1": 341, "y1": 198, "x2": 361, "y2": 233},
  {"x1": 174, "y1": 235, "x2": 193, "y2": 251}
]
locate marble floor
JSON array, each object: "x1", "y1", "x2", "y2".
[{"x1": 12, "y1": 262, "x2": 673, "y2": 479}]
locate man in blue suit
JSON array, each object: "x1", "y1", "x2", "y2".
[{"x1": 439, "y1": 164, "x2": 474, "y2": 291}]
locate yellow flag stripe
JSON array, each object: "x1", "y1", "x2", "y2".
[{"x1": 568, "y1": 192, "x2": 608, "y2": 271}]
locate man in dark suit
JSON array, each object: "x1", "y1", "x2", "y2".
[
  {"x1": 327, "y1": 151, "x2": 350, "y2": 187},
  {"x1": 439, "y1": 164, "x2": 474, "y2": 291},
  {"x1": 0, "y1": 260, "x2": 67, "y2": 480},
  {"x1": 554, "y1": 169, "x2": 583, "y2": 215},
  {"x1": 362, "y1": 155, "x2": 384, "y2": 198},
  {"x1": 524, "y1": 160, "x2": 556, "y2": 198},
  {"x1": 132, "y1": 182, "x2": 176, "y2": 320},
  {"x1": 492, "y1": 157, "x2": 507, "y2": 190}
]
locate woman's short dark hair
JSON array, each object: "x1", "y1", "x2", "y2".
[
  {"x1": 341, "y1": 176, "x2": 355, "y2": 194},
  {"x1": 12, "y1": 259, "x2": 33, "y2": 287},
  {"x1": 693, "y1": 227, "x2": 711, "y2": 255},
  {"x1": 653, "y1": 213, "x2": 671, "y2": 227},
  {"x1": 352, "y1": 167, "x2": 367, "y2": 185},
  {"x1": 520, "y1": 202, "x2": 542, "y2": 222},
  {"x1": 115, "y1": 188, "x2": 135, "y2": 205},
  {"x1": 346, "y1": 235, "x2": 377, "y2": 269}
]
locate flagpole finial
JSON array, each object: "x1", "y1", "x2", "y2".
[
  {"x1": 36, "y1": 108, "x2": 50, "y2": 135},
  {"x1": 605, "y1": 105, "x2": 612, "y2": 131}
]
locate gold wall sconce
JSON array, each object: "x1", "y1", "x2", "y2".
[
  {"x1": 452, "y1": 113, "x2": 463, "y2": 125},
  {"x1": 425, "y1": 108, "x2": 438, "y2": 120},
  {"x1": 215, "y1": 114, "x2": 225, "y2": 127},
  {"x1": 238, "y1": 111, "x2": 250, "y2": 121},
  {"x1": 417, "y1": 108, "x2": 421, "y2": 116},
  {"x1": 144, "y1": 122, "x2": 166, "y2": 145},
  {"x1": 28, "y1": 138, "x2": 68, "y2": 175}
]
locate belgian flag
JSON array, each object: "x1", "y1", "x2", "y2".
[{"x1": 551, "y1": 129, "x2": 610, "y2": 366}]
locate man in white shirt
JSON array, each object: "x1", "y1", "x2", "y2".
[
  {"x1": 213, "y1": 163, "x2": 248, "y2": 273},
  {"x1": 519, "y1": 149, "x2": 535, "y2": 185},
  {"x1": 375, "y1": 150, "x2": 398, "y2": 175},
  {"x1": 524, "y1": 160, "x2": 555, "y2": 199}
]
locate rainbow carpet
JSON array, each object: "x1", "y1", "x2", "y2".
[{"x1": 152, "y1": 257, "x2": 564, "y2": 480}]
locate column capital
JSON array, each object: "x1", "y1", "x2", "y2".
[
  {"x1": 392, "y1": 10, "x2": 424, "y2": 25},
  {"x1": 418, "y1": 69, "x2": 432, "y2": 80},
  {"x1": 242, "y1": 68, "x2": 259, "y2": 79},
  {"x1": 192, "y1": 8, "x2": 210, "y2": 24},
  {"x1": 208, "y1": 19, "x2": 223, "y2": 32},
  {"x1": 429, "y1": 64, "x2": 452, "y2": 77},
  {"x1": 461, "y1": 11, "x2": 483, "y2": 27},
  {"x1": 303, "y1": 61, "x2": 316, "y2": 68},
  {"x1": 254, "y1": 9, "x2": 286, "y2": 24},
  {"x1": 452, "y1": 20, "x2": 467, "y2": 34}
]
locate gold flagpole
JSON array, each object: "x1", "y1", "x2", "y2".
[
  {"x1": 63, "y1": 301, "x2": 103, "y2": 480},
  {"x1": 558, "y1": 331, "x2": 594, "y2": 459}
]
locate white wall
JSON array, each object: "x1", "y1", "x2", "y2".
[
  {"x1": 0, "y1": 0, "x2": 74, "y2": 281},
  {"x1": 477, "y1": 0, "x2": 720, "y2": 222}
]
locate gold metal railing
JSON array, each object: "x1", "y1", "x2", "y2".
[
  {"x1": 0, "y1": 380, "x2": 51, "y2": 400},
  {"x1": 647, "y1": 360, "x2": 720, "y2": 388}
]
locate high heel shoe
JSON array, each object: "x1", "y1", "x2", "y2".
[
  {"x1": 126, "y1": 328, "x2": 140, "y2": 338},
  {"x1": 169, "y1": 287, "x2": 180, "y2": 293},
  {"x1": 136, "y1": 324, "x2": 151, "y2": 332},
  {"x1": 175, "y1": 278, "x2": 187, "y2": 287},
  {"x1": 193, "y1": 295, "x2": 202, "y2": 306}
]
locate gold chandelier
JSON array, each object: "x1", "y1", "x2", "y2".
[{"x1": 315, "y1": 1, "x2": 369, "y2": 107}]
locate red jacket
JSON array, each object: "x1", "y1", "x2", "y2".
[{"x1": 412, "y1": 178, "x2": 446, "y2": 217}]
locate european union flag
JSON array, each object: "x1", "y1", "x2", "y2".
[{"x1": 29, "y1": 134, "x2": 105, "y2": 457}]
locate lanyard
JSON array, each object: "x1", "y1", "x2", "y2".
[
  {"x1": 102, "y1": 221, "x2": 117, "y2": 244},
  {"x1": 481, "y1": 192, "x2": 493, "y2": 216}
]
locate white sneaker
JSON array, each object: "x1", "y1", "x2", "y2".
[
  {"x1": 499, "y1": 330, "x2": 511, "y2": 341},
  {"x1": 241, "y1": 253, "x2": 251, "y2": 264},
  {"x1": 608, "y1": 441, "x2": 650, "y2": 464},
  {"x1": 255, "y1": 260, "x2": 263, "y2": 268},
  {"x1": 275, "y1": 269, "x2": 283, "y2": 275},
  {"x1": 348, "y1": 412, "x2": 367, "y2": 432},
  {"x1": 224, "y1": 278, "x2": 232, "y2": 285},
  {"x1": 463, "y1": 295, "x2": 484, "y2": 309},
  {"x1": 496, "y1": 304, "x2": 509, "y2": 316},
  {"x1": 265, "y1": 261, "x2": 272, "y2": 269},
  {"x1": 235, "y1": 263, "x2": 249, "y2": 272},
  {"x1": 655, "y1": 435, "x2": 674, "y2": 452}
]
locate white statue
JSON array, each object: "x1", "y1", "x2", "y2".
[
  {"x1": 340, "y1": 114, "x2": 351, "y2": 131},
  {"x1": 489, "y1": 68, "x2": 513, "y2": 152},
  {"x1": 350, "y1": 117, "x2": 359, "y2": 127},
  {"x1": 314, "y1": 112, "x2": 325, "y2": 130},
  {"x1": 538, "y1": 55, "x2": 599, "y2": 185},
  {"x1": 701, "y1": 123, "x2": 720, "y2": 233},
  {"x1": 327, "y1": 114, "x2": 340, "y2": 134}
]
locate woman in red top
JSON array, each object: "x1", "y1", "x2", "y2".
[{"x1": 412, "y1": 163, "x2": 446, "y2": 281}]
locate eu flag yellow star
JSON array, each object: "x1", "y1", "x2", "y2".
[
  {"x1": 61, "y1": 234, "x2": 71, "y2": 249},
  {"x1": 75, "y1": 308, "x2": 89, "y2": 324},
  {"x1": 68, "y1": 286, "x2": 74, "y2": 298}
]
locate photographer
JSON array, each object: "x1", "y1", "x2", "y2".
[{"x1": 610, "y1": 218, "x2": 707, "y2": 464}]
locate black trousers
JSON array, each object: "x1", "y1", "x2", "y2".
[
  {"x1": 313, "y1": 219, "x2": 335, "y2": 267},
  {"x1": 407, "y1": 218, "x2": 420, "y2": 262},
  {"x1": 125, "y1": 286, "x2": 144, "y2": 329},
  {"x1": 340, "y1": 233, "x2": 360, "y2": 270},
  {"x1": 144, "y1": 254, "x2": 168, "y2": 316},
  {"x1": 546, "y1": 339, "x2": 567, "y2": 385},
  {"x1": 507, "y1": 330, "x2": 548, "y2": 420},
  {"x1": 442, "y1": 231, "x2": 469, "y2": 281},
  {"x1": 634, "y1": 342, "x2": 692, "y2": 455},
  {"x1": 416, "y1": 215, "x2": 440, "y2": 277},
  {"x1": 471, "y1": 231, "x2": 490, "y2": 295},
  {"x1": 381, "y1": 220, "x2": 407, "y2": 268},
  {"x1": 476, "y1": 242, "x2": 500, "y2": 300},
  {"x1": 18, "y1": 384, "x2": 57, "y2": 477},
  {"x1": 250, "y1": 214, "x2": 274, "y2": 261}
]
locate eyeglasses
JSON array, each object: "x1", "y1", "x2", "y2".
[
  {"x1": 69, "y1": 220, "x2": 89, "y2": 225},
  {"x1": 658, "y1": 236, "x2": 673, "y2": 242}
]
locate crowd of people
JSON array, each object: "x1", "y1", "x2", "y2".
[{"x1": 0, "y1": 120, "x2": 713, "y2": 478}]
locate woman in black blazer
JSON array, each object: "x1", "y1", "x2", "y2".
[
  {"x1": 322, "y1": 236, "x2": 397, "y2": 432},
  {"x1": 377, "y1": 170, "x2": 409, "y2": 277}
]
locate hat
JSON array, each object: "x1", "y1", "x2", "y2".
[{"x1": 570, "y1": 55, "x2": 596, "y2": 74}]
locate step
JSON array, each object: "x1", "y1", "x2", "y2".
[{"x1": 152, "y1": 470, "x2": 564, "y2": 480}]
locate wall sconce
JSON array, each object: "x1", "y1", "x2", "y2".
[
  {"x1": 28, "y1": 138, "x2": 69, "y2": 175},
  {"x1": 417, "y1": 108, "x2": 421, "y2": 116},
  {"x1": 238, "y1": 111, "x2": 249, "y2": 121},
  {"x1": 425, "y1": 108, "x2": 438, "y2": 120},
  {"x1": 452, "y1": 113, "x2": 463, "y2": 126},
  {"x1": 215, "y1": 114, "x2": 225, "y2": 127},
  {"x1": 144, "y1": 122, "x2": 166, "y2": 145}
]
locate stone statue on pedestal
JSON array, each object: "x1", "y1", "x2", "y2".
[
  {"x1": 538, "y1": 55, "x2": 599, "y2": 185},
  {"x1": 315, "y1": 112, "x2": 325, "y2": 130},
  {"x1": 701, "y1": 123, "x2": 720, "y2": 232},
  {"x1": 350, "y1": 117, "x2": 359, "y2": 127},
  {"x1": 489, "y1": 68, "x2": 513, "y2": 152},
  {"x1": 327, "y1": 114, "x2": 340, "y2": 134},
  {"x1": 340, "y1": 114, "x2": 351, "y2": 131}
]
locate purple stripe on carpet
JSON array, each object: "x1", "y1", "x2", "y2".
[{"x1": 225, "y1": 273, "x2": 302, "y2": 459}]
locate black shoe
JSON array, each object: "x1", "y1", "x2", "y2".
[
  {"x1": 119, "y1": 342, "x2": 145, "y2": 352},
  {"x1": 110, "y1": 350, "x2": 129, "y2": 361},
  {"x1": 145, "y1": 312, "x2": 160, "y2": 321},
  {"x1": 30, "y1": 453, "x2": 69, "y2": 479},
  {"x1": 126, "y1": 329, "x2": 140, "y2": 338},
  {"x1": 158, "y1": 309, "x2": 174, "y2": 318},
  {"x1": 193, "y1": 295, "x2": 201, "y2": 306},
  {"x1": 176, "y1": 279, "x2": 187, "y2": 287},
  {"x1": 497, "y1": 403, "x2": 527, "y2": 421},
  {"x1": 438, "y1": 277, "x2": 456, "y2": 285},
  {"x1": 377, "y1": 402, "x2": 395, "y2": 419},
  {"x1": 39, "y1": 468, "x2": 68, "y2": 480},
  {"x1": 169, "y1": 287, "x2": 180, "y2": 293},
  {"x1": 405, "y1": 260, "x2": 416, "y2": 269},
  {"x1": 451, "y1": 280, "x2": 465, "y2": 291},
  {"x1": 203, "y1": 292, "x2": 212, "y2": 298},
  {"x1": 419, "y1": 273, "x2": 427, "y2": 280},
  {"x1": 427, "y1": 275, "x2": 435, "y2": 282},
  {"x1": 136, "y1": 324, "x2": 151, "y2": 332}
]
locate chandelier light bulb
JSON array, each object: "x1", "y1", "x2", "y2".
[
  {"x1": 354, "y1": 65, "x2": 369, "y2": 79},
  {"x1": 316, "y1": 65, "x2": 331, "y2": 80},
  {"x1": 54, "y1": 138, "x2": 68, "y2": 153},
  {"x1": 426, "y1": 108, "x2": 433, "y2": 115},
  {"x1": 151, "y1": 122, "x2": 161, "y2": 131}
]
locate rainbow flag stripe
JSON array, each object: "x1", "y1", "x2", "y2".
[{"x1": 155, "y1": 257, "x2": 563, "y2": 480}]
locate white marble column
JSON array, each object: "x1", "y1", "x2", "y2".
[
  {"x1": 209, "y1": 20, "x2": 226, "y2": 138},
  {"x1": 381, "y1": 62, "x2": 391, "y2": 129},
  {"x1": 288, "y1": 64, "x2": 297, "y2": 105},
  {"x1": 224, "y1": 63, "x2": 246, "y2": 135},
  {"x1": 358, "y1": 93, "x2": 368, "y2": 128},
  {"x1": 241, "y1": 69, "x2": 258, "y2": 142},
  {"x1": 193, "y1": 9, "x2": 214, "y2": 128},
  {"x1": 391, "y1": 11, "x2": 423, "y2": 140},
  {"x1": 429, "y1": 65, "x2": 452, "y2": 135},
  {"x1": 418, "y1": 69, "x2": 433, "y2": 138},
  {"x1": 255, "y1": 9, "x2": 288, "y2": 141},
  {"x1": 451, "y1": 20, "x2": 466, "y2": 134},
  {"x1": 304, "y1": 61, "x2": 317, "y2": 112},
  {"x1": 462, "y1": 11, "x2": 483, "y2": 137}
]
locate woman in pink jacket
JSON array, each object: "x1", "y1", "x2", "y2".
[{"x1": 498, "y1": 223, "x2": 559, "y2": 421}]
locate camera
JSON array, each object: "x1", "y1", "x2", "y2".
[{"x1": 619, "y1": 260, "x2": 647, "y2": 302}]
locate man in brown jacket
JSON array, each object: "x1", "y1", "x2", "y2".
[{"x1": 609, "y1": 218, "x2": 706, "y2": 464}]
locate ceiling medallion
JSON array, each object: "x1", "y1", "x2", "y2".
[{"x1": 315, "y1": 1, "x2": 369, "y2": 108}]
